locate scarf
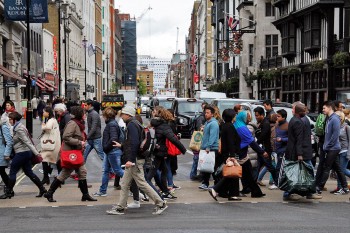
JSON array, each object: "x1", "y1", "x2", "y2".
[
  {"x1": 72, "y1": 118, "x2": 87, "y2": 141},
  {"x1": 5, "y1": 107, "x2": 16, "y2": 113},
  {"x1": 233, "y1": 111, "x2": 254, "y2": 149}
]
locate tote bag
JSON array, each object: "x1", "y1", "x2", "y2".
[
  {"x1": 189, "y1": 131, "x2": 203, "y2": 151},
  {"x1": 198, "y1": 150, "x2": 215, "y2": 173}
]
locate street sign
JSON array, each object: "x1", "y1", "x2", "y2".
[
  {"x1": 239, "y1": 29, "x2": 256, "y2": 34},
  {"x1": 3, "y1": 80, "x2": 19, "y2": 88},
  {"x1": 4, "y1": 0, "x2": 49, "y2": 23},
  {"x1": 32, "y1": 79, "x2": 36, "y2": 86}
]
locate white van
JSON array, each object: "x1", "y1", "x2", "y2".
[{"x1": 195, "y1": 91, "x2": 227, "y2": 104}]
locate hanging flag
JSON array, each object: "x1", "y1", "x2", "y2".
[
  {"x1": 88, "y1": 44, "x2": 95, "y2": 57},
  {"x1": 227, "y1": 15, "x2": 239, "y2": 31},
  {"x1": 190, "y1": 54, "x2": 198, "y2": 72}
]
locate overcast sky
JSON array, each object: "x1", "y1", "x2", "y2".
[{"x1": 115, "y1": 0, "x2": 194, "y2": 59}]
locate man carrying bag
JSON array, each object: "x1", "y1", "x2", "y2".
[{"x1": 280, "y1": 102, "x2": 322, "y2": 201}]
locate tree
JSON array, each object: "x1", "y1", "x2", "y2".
[
  {"x1": 109, "y1": 82, "x2": 120, "y2": 94},
  {"x1": 138, "y1": 78, "x2": 147, "y2": 96}
]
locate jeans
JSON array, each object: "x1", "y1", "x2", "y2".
[
  {"x1": 99, "y1": 149, "x2": 124, "y2": 193},
  {"x1": 257, "y1": 152, "x2": 278, "y2": 184},
  {"x1": 190, "y1": 152, "x2": 199, "y2": 179},
  {"x1": 83, "y1": 138, "x2": 106, "y2": 161},
  {"x1": 283, "y1": 160, "x2": 314, "y2": 197},
  {"x1": 9, "y1": 151, "x2": 39, "y2": 182},
  {"x1": 257, "y1": 153, "x2": 276, "y2": 184},
  {"x1": 165, "y1": 157, "x2": 173, "y2": 187},
  {"x1": 146, "y1": 156, "x2": 168, "y2": 193},
  {"x1": 316, "y1": 150, "x2": 348, "y2": 189},
  {"x1": 336, "y1": 152, "x2": 350, "y2": 188}
]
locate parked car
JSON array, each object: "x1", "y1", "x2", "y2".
[
  {"x1": 211, "y1": 98, "x2": 260, "y2": 115},
  {"x1": 145, "y1": 96, "x2": 175, "y2": 118},
  {"x1": 172, "y1": 98, "x2": 204, "y2": 138}
]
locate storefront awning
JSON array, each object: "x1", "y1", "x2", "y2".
[
  {"x1": 0, "y1": 64, "x2": 26, "y2": 85},
  {"x1": 30, "y1": 77, "x2": 54, "y2": 92}
]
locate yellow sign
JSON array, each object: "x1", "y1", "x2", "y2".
[{"x1": 101, "y1": 102, "x2": 124, "y2": 108}]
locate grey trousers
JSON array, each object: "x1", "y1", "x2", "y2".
[
  {"x1": 117, "y1": 159, "x2": 164, "y2": 209},
  {"x1": 57, "y1": 165, "x2": 87, "y2": 181}
]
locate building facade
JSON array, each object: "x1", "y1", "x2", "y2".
[
  {"x1": 114, "y1": 9, "x2": 123, "y2": 86},
  {"x1": 263, "y1": 0, "x2": 350, "y2": 112},
  {"x1": 137, "y1": 69, "x2": 154, "y2": 95}
]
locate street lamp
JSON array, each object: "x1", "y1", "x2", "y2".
[
  {"x1": 82, "y1": 36, "x2": 88, "y2": 100},
  {"x1": 25, "y1": 0, "x2": 33, "y2": 135}
]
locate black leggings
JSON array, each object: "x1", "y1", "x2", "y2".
[
  {"x1": 0, "y1": 166, "x2": 9, "y2": 186},
  {"x1": 241, "y1": 160, "x2": 263, "y2": 197},
  {"x1": 146, "y1": 157, "x2": 168, "y2": 193}
]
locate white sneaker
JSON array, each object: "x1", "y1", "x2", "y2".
[
  {"x1": 268, "y1": 184, "x2": 279, "y2": 190},
  {"x1": 139, "y1": 192, "x2": 145, "y2": 200},
  {"x1": 127, "y1": 201, "x2": 140, "y2": 209}
]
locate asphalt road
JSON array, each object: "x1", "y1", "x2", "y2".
[
  {"x1": 1, "y1": 116, "x2": 350, "y2": 232},
  {"x1": 1, "y1": 203, "x2": 349, "y2": 233}
]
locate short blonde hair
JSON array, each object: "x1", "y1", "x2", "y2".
[
  {"x1": 103, "y1": 107, "x2": 116, "y2": 119},
  {"x1": 335, "y1": 111, "x2": 345, "y2": 124},
  {"x1": 343, "y1": 108, "x2": 350, "y2": 116}
]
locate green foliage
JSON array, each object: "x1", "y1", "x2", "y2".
[
  {"x1": 333, "y1": 51, "x2": 350, "y2": 67},
  {"x1": 109, "y1": 82, "x2": 120, "y2": 94},
  {"x1": 207, "y1": 77, "x2": 239, "y2": 93},
  {"x1": 286, "y1": 67, "x2": 300, "y2": 75},
  {"x1": 311, "y1": 60, "x2": 324, "y2": 70},
  {"x1": 261, "y1": 70, "x2": 281, "y2": 80},
  {"x1": 138, "y1": 79, "x2": 147, "y2": 96}
]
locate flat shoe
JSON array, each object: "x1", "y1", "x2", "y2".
[
  {"x1": 228, "y1": 196, "x2": 242, "y2": 201},
  {"x1": 208, "y1": 188, "x2": 218, "y2": 201},
  {"x1": 251, "y1": 193, "x2": 266, "y2": 198}
]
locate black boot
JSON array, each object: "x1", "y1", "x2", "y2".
[
  {"x1": 0, "y1": 179, "x2": 15, "y2": 199},
  {"x1": 30, "y1": 176, "x2": 47, "y2": 197},
  {"x1": 44, "y1": 178, "x2": 62, "y2": 202},
  {"x1": 41, "y1": 162, "x2": 51, "y2": 185},
  {"x1": 79, "y1": 180, "x2": 97, "y2": 202}
]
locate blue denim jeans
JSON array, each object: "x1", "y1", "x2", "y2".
[
  {"x1": 84, "y1": 138, "x2": 106, "y2": 161},
  {"x1": 337, "y1": 152, "x2": 350, "y2": 188},
  {"x1": 165, "y1": 157, "x2": 174, "y2": 187},
  {"x1": 190, "y1": 152, "x2": 199, "y2": 179},
  {"x1": 283, "y1": 160, "x2": 314, "y2": 197},
  {"x1": 99, "y1": 148, "x2": 124, "y2": 194}
]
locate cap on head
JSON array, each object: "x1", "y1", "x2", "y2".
[{"x1": 121, "y1": 105, "x2": 135, "y2": 117}]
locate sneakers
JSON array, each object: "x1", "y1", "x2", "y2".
[
  {"x1": 208, "y1": 188, "x2": 218, "y2": 201},
  {"x1": 172, "y1": 184, "x2": 181, "y2": 190},
  {"x1": 306, "y1": 193, "x2": 323, "y2": 199},
  {"x1": 152, "y1": 202, "x2": 168, "y2": 215},
  {"x1": 162, "y1": 192, "x2": 177, "y2": 200},
  {"x1": 93, "y1": 192, "x2": 107, "y2": 197},
  {"x1": 198, "y1": 184, "x2": 208, "y2": 190},
  {"x1": 127, "y1": 201, "x2": 140, "y2": 209},
  {"x1": 334, "y1": 188, "x2": 350, "y2": 195},
  {"x1": 257, "y1": 180, "x2": 266, "y2": 186},
  {"x1": 106, "y1": 208, "x2": 125, "y2": 215},
  {"x1": 268, "y1": 184, "x2": 279, "y2": 190},
  {"x1": 114, "y1": 185, "x2": 121, "y2": 190},
  {"x1": 283, "y1": 194, "x2": 300, "y2": 201},
  {"x1": 330, "y1": 188, "x2": 340, "y2": 194}
]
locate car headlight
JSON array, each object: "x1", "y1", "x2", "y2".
[{"x1": 178, "y1": 117, "x2": 188, "y2": 125}]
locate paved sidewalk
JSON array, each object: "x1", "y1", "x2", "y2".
[{"x1": 0, "y1": 176, "x2": 348, "y2": 209}]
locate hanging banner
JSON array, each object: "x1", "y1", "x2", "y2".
[
  {"x1": 218, "y1": 42, "x2": 230, "y2": 64},
  {"x1": 4, "y1": 0, "x2": 49, "y2": 23},
  {"x1": 194, "y1": 73, "x2": 199, "y2": 84},
  {"x1": 229, "y1": 32, "x2": 243, "y2": 56}
]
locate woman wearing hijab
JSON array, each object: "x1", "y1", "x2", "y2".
[{"x1": 233, "y1": 111, "x2": 267, "y2": 198}]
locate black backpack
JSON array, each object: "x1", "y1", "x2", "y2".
[{"x1": 130, "y1": 120, "x2": 157, "y2": 161}]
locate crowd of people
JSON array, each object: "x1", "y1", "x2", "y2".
[{"x1": 0, "y1": 95, "x2": 349, "y2": 216}]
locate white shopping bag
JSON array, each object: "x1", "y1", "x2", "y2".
[{"x1": 198, "y1": 150, "x2": 215, "y2": 173}]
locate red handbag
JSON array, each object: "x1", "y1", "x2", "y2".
[
  {"x1": 60, "y1": 143, "x2": 84, "y2": 169},
  {"x1": 166, "y1": 136, "x2": 181, "y2": 156}
]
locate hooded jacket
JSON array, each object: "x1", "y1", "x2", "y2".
[{"x1": 86, "y1": 107, "x2": 102, "y2": 140}]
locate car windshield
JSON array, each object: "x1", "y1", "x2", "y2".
[
  {"x1": 141, "y1": 100, "x2": 148, "y2": 104},
  {"x1": 159, "y1": 100, "x2": 173, "y2": 109},
  {"x1": 217, "y1": 100, "x2": 254, "y2": 115},
  {"x1": 178, "y1": 102, "x2": 203, "y2": 114}
]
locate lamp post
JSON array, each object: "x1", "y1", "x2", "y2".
[
  {"x1": 55, "y1": 0, "x2": 62, "y2": 97},
  {"x1": 25, "y1": 0, "x2": 33, "y2": 135},
  {"x1": 94, "y1": 46, "x2": 97, "y2": 98},
  {"x1": 106, "y1": 55, "x2": 109, "y2": 94},
  {"x1": 82, "y1": 36, "x2": 88, "y2": 99}
]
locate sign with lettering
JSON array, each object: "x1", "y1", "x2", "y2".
[
  {"x1": 4, "y1": 0, "x2": 49, "y2": 23},
  {"x1": 53, "y1": 36, "x2": 58, "y2": 71},
  {"x1": 3, "y1": 80, "x2": 19, "y2": 88}
]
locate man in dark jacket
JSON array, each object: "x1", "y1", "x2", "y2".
[
  {"x1": 106, "y1": 106, "x2": 168, "y2": 215},
  {"x1": 263, "y1": 99, "x2": 275, "y2": 119},
  {"x1": 254, "y1": 106, "x2": 278, "y2": 185},
  {"x1": 92, "y1": 97, "x2": 101, "y2": 114},
  {"x1": 284, "y1": 102, "x2": 322, "y2": 200},
  {"x1": 83, "y1": 99, "x2": 105, "y2": 161},
  {"x1": 316, "y1": 101, "x2": 349, "y2": 195}
]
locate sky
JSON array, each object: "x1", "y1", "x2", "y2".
[{"x1": 115, "y1": 0, "x2": 195, "y2": 59}]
